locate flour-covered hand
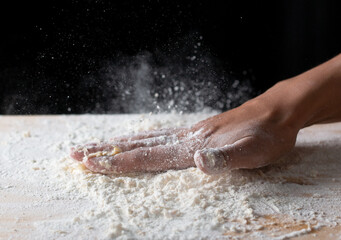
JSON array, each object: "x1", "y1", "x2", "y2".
[{"x1": 70, "y1": 99, "x2": 298, "y2": 174}]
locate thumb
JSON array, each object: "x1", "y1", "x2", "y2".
[{"x1": 194, "y1": 137, "x2": 267, "y2": 174}]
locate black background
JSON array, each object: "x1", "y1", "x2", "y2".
[{"x1": 1, "y1": 0, "x2": 340, "y2": 114}]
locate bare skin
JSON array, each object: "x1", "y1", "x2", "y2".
[{"x1": 71, "y1": 54, "x2": 341, "y2": 174}]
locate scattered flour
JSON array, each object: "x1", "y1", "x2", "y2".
[{"x1": 1, "y1": 113, "x2": 341, "y2": 239}]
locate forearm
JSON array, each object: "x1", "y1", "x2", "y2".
[
  {"x1": 255, "y1": 54, "x2": 341, "y2": 131},
  {"x1": 302, "y1": 54, "x2": 341, "y2": 126}
]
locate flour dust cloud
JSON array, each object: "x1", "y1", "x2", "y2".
[{"x1": 81, "y1": 34, "x2": 256, "y2": 114}]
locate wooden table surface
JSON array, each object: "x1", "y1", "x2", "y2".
[{"x1": 0, "y1": 115, "x2": 341, "y2": 239}]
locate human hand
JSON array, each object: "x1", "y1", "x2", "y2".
[{"x1": 70, "y1": 99, "x2": 299, "y2": 175}]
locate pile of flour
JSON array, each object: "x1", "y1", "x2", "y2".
[
  {"x1": 1, "y1": 113, "x2": 341, "y2": 239},
  {"x1": 53, "y1": 113, "x2": 341, "y2": 239}
]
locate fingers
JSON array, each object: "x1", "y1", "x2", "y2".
[
  {"x1": 70, "y1": 142, "x2": 109, "y2": 161},
  {"x1": 119, "y1": 135, "x2": 179, "y2": 150},
  {"x1": 194, "y1": 137, "x2": 273, "y2": 174},
  {"x1": 70, "y1": 135, "x2": 180, "y2": 161},
  {"x1": 111, "y1": 128, "x2": 184, "y2": 142},
  {"x1": 83, "y1": 143, "x2": 196, "y2": 174},
  {"x1": 194, "y1": 147, "x2": 230, "y2": 174},
  {"x1": 70, "y1": 127, "x2": 185, "y2": 161}
]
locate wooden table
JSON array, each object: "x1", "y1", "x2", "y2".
[{"x1": 0, "y1": 115, "x2": 341, "y2": 239}]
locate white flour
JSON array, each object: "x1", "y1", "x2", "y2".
[{"x1": 1, "y1": 113, "x2": 341, "y2": 239}]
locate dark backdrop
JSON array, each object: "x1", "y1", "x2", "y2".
[{"x1": 1, "y1": 0, "x2": 340, "y2": 114}]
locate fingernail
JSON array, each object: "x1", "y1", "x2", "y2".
[{"x1": 194, "y1": 148, "x2": 230, "y2": 174}]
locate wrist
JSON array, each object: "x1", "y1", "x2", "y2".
[
  {"x1": 252, "y1": 79, "x2": 309, "y2": 133},
  {"x1": 256, "y1": 54, "x2": 341, "y2": 130}
]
